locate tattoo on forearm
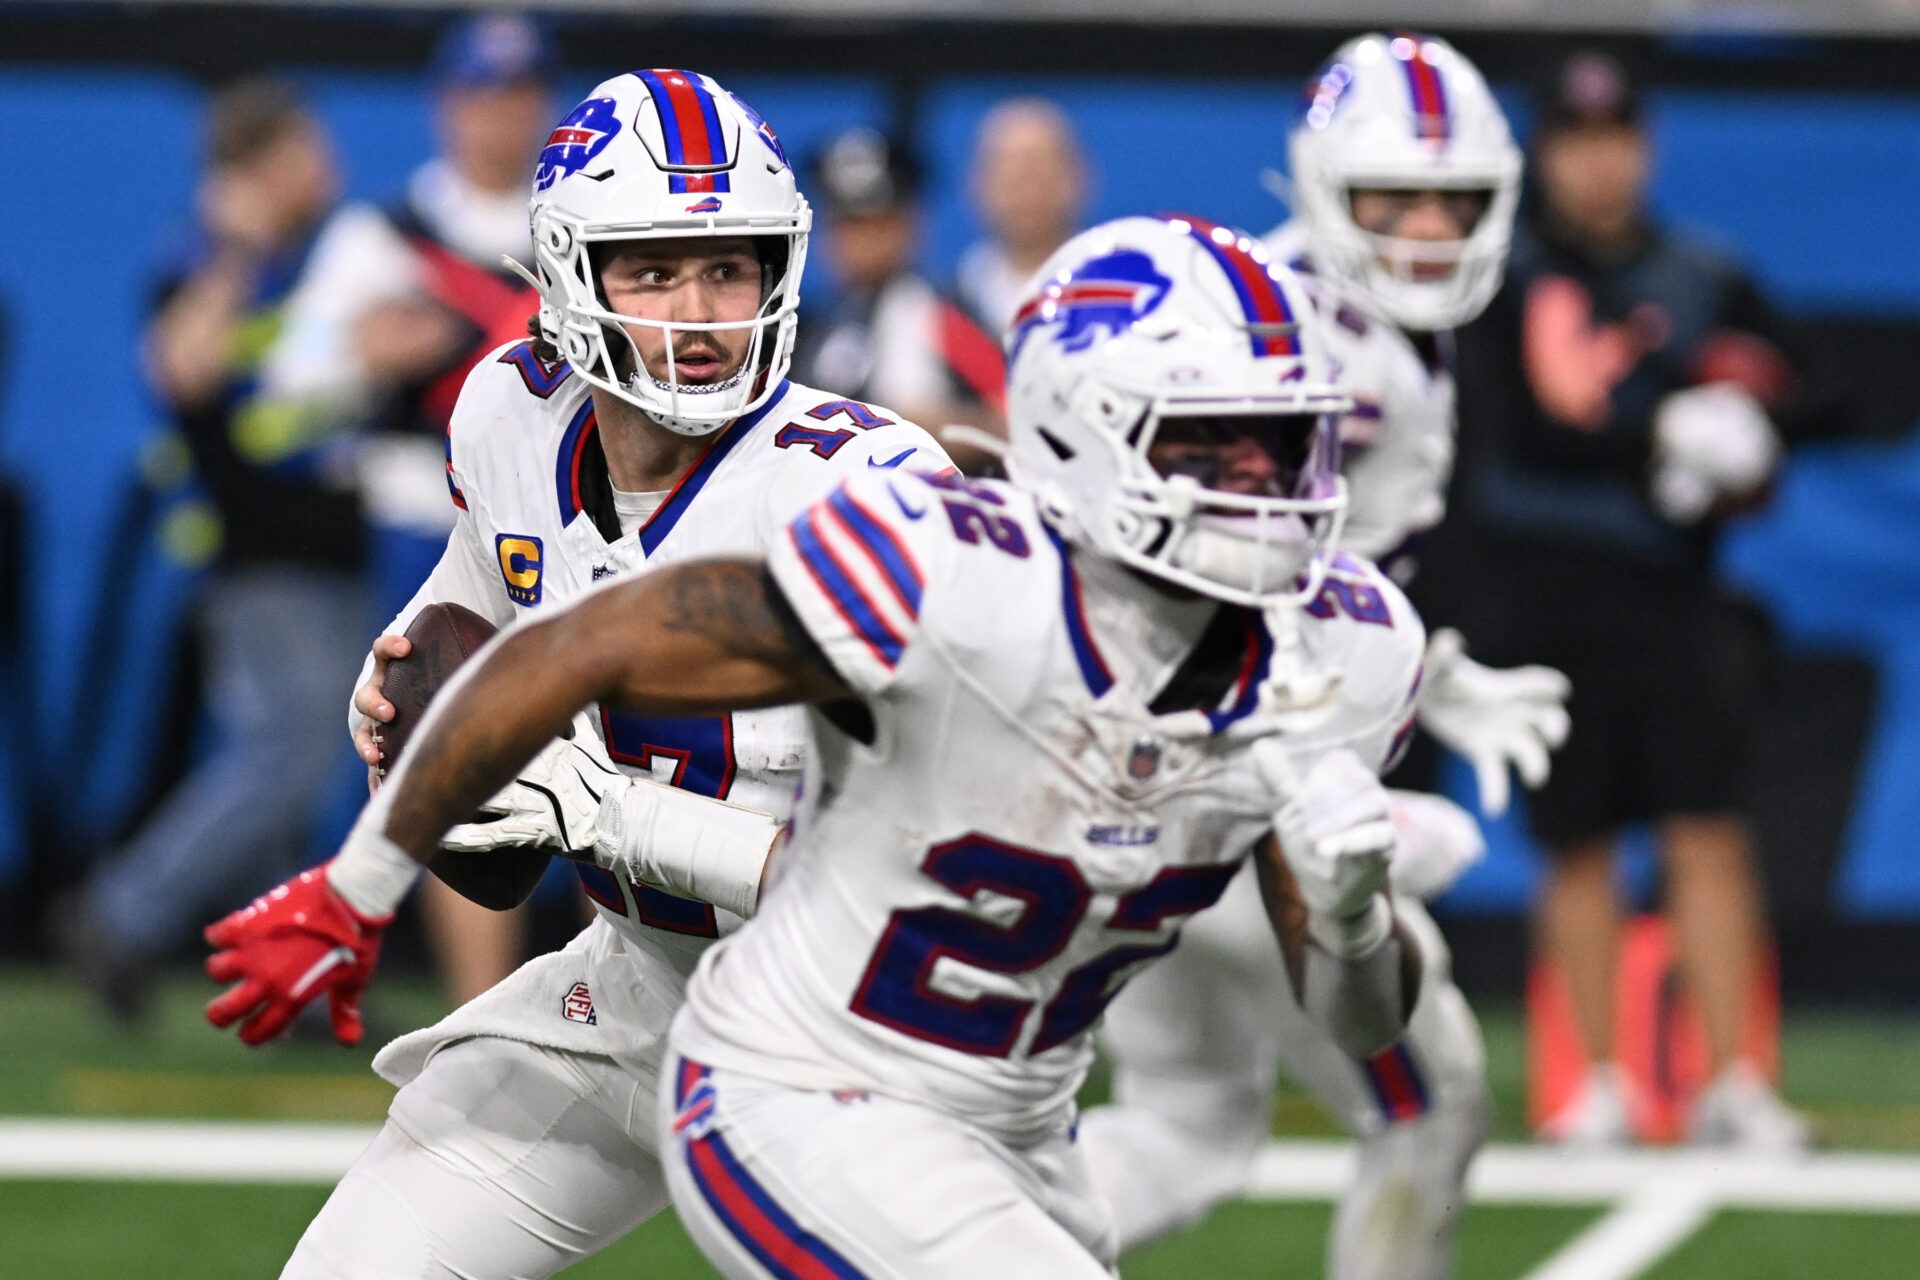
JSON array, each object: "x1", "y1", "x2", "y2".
[{"x1": 657, "y1": 561, "x2": 793, "y2": 660}]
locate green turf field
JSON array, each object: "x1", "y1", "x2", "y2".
[{"x1": 5, "y1": 964, "x2": 1919, "y2": 1279}]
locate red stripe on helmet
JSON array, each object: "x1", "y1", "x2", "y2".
[{"x1": 652, "y1": 69, "x2": 719, "y2": 167}]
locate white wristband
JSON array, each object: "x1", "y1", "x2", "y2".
[
  {"x1": 1307, "y1": 894, "x2": 1393, "y2": 960},
  {"x1": 326, "y1": 794, "x2": 421, "y2": 918},
  {"x1": 593, "y1": 779, "x2": 779, "y2": 920}
]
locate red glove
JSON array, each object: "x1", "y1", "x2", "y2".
[{"x1": 204, "y1": 865, "x2": 392, "y2": 1046}]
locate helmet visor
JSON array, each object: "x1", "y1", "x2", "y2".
[{"x1": 1143, "y1": 411, "x2": 1341, "y2": 504}]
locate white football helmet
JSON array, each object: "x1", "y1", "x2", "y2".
[
  {"x1": 518, "y1": 70, "x2": 809, "y2": 436},
  {"x1": 1289, "y1": 32, "x2": 1521, "y2": 330},
  {"x1": 1005, "y1": 214, "x2": 1353, "y2": 608}
]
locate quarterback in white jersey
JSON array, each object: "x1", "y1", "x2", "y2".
[
  {"x1": 206, "y1": 71, "x2": 947, "y2": 1279},
  {"x1": 1083, "y1": 34, "x2": 1568, "y2": 1280},
  {"x1": 204, "y1": 213, "x2": 1433, "y2": 1279}
]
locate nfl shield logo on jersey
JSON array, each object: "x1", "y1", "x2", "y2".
[
  {"x1": 561, "y1": 982, "x2": 597, "y2": 1025},
  {"x1": 1127, "y1": 738, "x2": 1162, "y2": 780}
]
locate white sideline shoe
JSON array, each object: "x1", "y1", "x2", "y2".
[
  {"x1": 1688, "y1": 1062, "x2": 1812, "y2": 1153},
  {"x1": 1541, "y1": 1063, "x2": 1637, "y2": 1147}
]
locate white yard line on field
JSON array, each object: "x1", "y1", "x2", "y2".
[
  {"x1": 8, "y1": 1118, "x2": 1920, "y2": 1279},
  {"x1": 0, "y1": 1118, "x2": 377, "y2": 1182},
  {"x1": 1517, "y1": 1184, "x2": 1717, "y2": 1280}
]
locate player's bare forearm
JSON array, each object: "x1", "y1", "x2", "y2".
[
  {"x1": 1253, "y1": 834, "x2": 1423, "y2": 1056},
  {"x1": 380, "y1": 558, "x2": 846, "y2": 857},
  {"x1": 1252, "y1": 836, "x2": 1311, "y2": 1001}
]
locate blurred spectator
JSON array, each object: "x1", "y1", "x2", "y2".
[
  {"x1": 955, "y1": 97, "x2": 1088, "y2": 333},
  {"x1": 1444, "y1": 52, "x2": 1831, "y2": 1148},
  {"x1": 58, "y1": 80, "x2": 369, "y2": 1022},
  {"x1": 793, "y1": 128, "x2": 1004, "y2": 471},
  {"x1": 263, "y1": 13, "x2": 554, "y2": 1002}
]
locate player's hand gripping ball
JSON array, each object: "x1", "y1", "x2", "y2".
[{"x1": 380, "y1": 604, "x2": 552, "y2": 911}]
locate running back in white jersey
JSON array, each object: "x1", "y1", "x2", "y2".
[
  {"x1": 674, "y1": 466, "x2": 1425, "y2": 1145},
  {"x1": 393, "y1": 338, "x2": 950, "y2": 971},
  {"x1": 1265, "y1": 220, "x2": 1457, "y2": 566}
]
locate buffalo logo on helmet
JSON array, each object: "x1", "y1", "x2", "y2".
[
  {"x1": 1009, "y1": 249, "x2": 1173, "y2": 359},
  {"x1": 534, "y1": 96, "x2": 621, "y2": 191},
  {"x1": 727, "y1": 91, "x2": 789, "y2": 169},
  {"x1": 684, "y1": 196, "x2": 724, "y2": 214}
]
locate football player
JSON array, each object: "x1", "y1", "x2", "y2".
[
  {"x1": 1080, "y1": 33, "x2": 1569, "y2": 1280},
  {"x1": 237, "y1": 70, "x2": 949, "y2": 1278},
  {"x1": 207, "y1": 213, "x2": 1430, "y2": 1278}
]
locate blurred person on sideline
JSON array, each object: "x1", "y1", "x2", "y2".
[
  {"x1": 58, "y1": 80, "x2": 369, "y2": 1023},
  {"x1": 792, "y1": 127, "x2": 1005, "y2": 472},
  {"x1": 1445, "y1": 52, "x2": 1828, "y2": 1149},
  {"x1": 264, "y1": 13, "x2": 555, "y2": 1002},
  {"x1": 954, "y1": 97, "x2": 1088, "y2": 334}
]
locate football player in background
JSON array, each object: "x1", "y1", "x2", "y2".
[
  {"x1": 1080, "y1": 34, "x2": 1568, "y2": 1280},
  {"x1": 208, "y1": 211, "x2": 1431, "y2": 1279},
  {"x1": 230, "y1": 70, "x2": 947, "y2": 1278}
]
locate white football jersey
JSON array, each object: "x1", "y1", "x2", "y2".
[
  {"x1": 673, "y1": 467, "x2": 1425, "y2": 1145},
  {"x1": 1265, "y1": 220, "x2": 1457, "y2": 565},
  {"x1": 388, "y1": 338, "x2": 951, "y2": 971}
]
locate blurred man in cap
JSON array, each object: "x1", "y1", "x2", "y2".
[
  {"x1": 59, "y1": 80, "x2": 368, "y2": 1023},
  {"x1": 1441, "y1": 50, "x2": 1832, "y2": 1149},
  {"x1": 794, "y1": 127, "x2": 1004, "y2": 469},
  {"x1": 956, "y1": 98, "x2": 1088, "y2": 334},
  {"x1": 254, "y1": 12, "x2": 557, "y2": 1002}
]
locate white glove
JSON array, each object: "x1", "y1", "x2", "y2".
[
  {"x1": 442, "y1": 714, "x2": 780, "y2": 920},
  {"x1": 441, "y1": 713, "x2": 619, "y2": 858},
  {"x1": 1257, "y1": 744, "x2": 1398, "y2": 956},
  {"x1": 1650, "y1": 382, "x2": 1782, "y2": 524},
  {"x1": 1385, "y1": 790, "x2": 1487, "y2": 901},
  {"x1": 1417, "y1": 628, "x2": 1571, "y2": 817}
]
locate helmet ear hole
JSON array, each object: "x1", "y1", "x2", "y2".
[{"x1": 563, "y1": 329, "x2": 593, "y2": 364}]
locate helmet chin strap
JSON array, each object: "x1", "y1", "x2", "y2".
[{"x1": 1256, "y1": 602, "x2": 1344, "y2": 731}]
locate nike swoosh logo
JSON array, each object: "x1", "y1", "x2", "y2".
[
  {"x1": 869, "y1": 448, "x2": 918, "y2": 469},
  {"x1": 887, "y1": 482, "x2": 926, "y2": 521}
]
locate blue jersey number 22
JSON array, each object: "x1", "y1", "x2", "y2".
[{"x1": 850, "y1": 835, "x2": 1237, "y2": 1056}]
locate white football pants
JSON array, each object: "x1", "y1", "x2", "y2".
[
  {"x1": 282, "y1": 1036, "x2": 669, "y2": 1278},
  {"x1": 660, "y1": 1055, "x2": 1120, "y2": 1280},
  {"x1": 1082, "y1": 864, "x2": 1489, "y2": 1280}
]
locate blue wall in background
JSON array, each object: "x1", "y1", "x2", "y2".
[{"x1": 1, "y1": 66, "x2": 1916, "y2": 914}]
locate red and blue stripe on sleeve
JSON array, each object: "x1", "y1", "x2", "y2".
[{"x1": 786, "y1": 481, "x2": 927, "y2": 674}]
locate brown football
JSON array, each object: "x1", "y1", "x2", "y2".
[{"x1": 378, "y1": 603, "x2": 550, "y2": 911}]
